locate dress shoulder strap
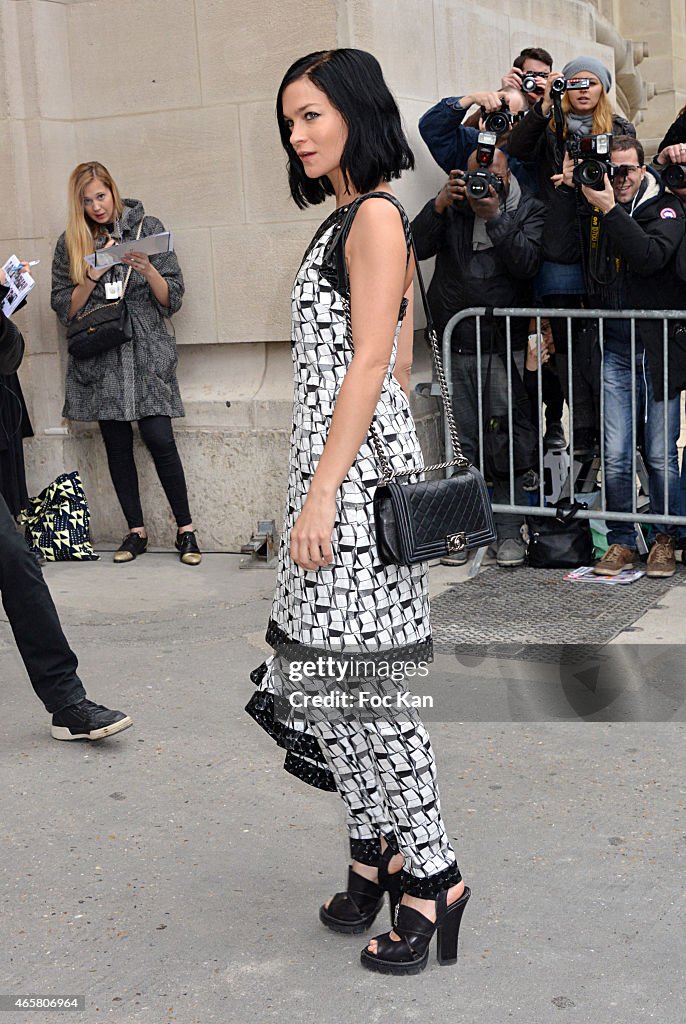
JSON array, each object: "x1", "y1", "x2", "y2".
[{"x1": 321, "y1": 192, "x2": 411, "y2": 296}]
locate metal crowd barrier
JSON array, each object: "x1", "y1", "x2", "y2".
[{"x1": 438, "y1": 307, "x2": 686, "y2": 563}]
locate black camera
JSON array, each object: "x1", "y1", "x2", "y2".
[
  {"x1": 475, "y1": 131, "x2": 497, "y2": 167},
  {"x1": 464, "y1": 170, "x2": 504, "y2": 200},
  {"x1": 481, "y1": 100, "x2": 524, "y2": 137},
  {"x1": 551, "y1": 76, "x2": 590, "y2": 96},
  {"x1": 567, "y1": 132, "x2": 613, "y2": 191},
  {"x1": 521, "y1": 72, "x2": 540, "y2": 94},
  {"x1": 662, "y1": 162, "x2": 686, "y2": 190}
]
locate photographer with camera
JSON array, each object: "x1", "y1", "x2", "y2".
[
  {"x1": 545, "y1": 136, "x2": 686, "y2": 577},
  {"x1": 508, "y1": 57, "x2": 634, "y2": 201},
  {"x1": 647, "y1": 117, "x2": 686, "y2": 559},
  {"x1": 508, "y1": 57, "x2": 635, "y2": 455},
  {"x1": 501, "y1": 46, "x2": 555, "y2": 109},
  {"x1": 654, "y1": 104, "x2": 686, "y2": 175},
  {"x1": 418, "y1": 87, "x2": 536, "y2": 192},
  {"x1": 0, "y1": 266, "x2": 132, "y2": 741},
  {"x1": 411, "y1": 147, "x2": 546, "y2": 567},
  {"x1": 419, "y1": 47, "x2": 553, "y2": 180}
]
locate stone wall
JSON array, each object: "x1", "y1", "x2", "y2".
[{"x1": 0, "y1": 0, "x2": 677, "y2": 548}]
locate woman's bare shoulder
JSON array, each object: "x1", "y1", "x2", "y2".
[{"x1": 347, "y1": 194, "x2": 407, "y2": 252}]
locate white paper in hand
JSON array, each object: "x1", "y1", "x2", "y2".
[
  {"x1": 85, "y1": 231, "x2": 174, "y2": 269},
  {"x1": 1, "y1": 256, "x2": 36, "y2": 317}
]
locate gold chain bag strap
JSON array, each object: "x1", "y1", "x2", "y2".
[
  {"x1": 66, "y1": 218, "x2": 144, "y2": 360},
  {"x1": 323, "y1": 192, "x2": 496, "y2": 565}
]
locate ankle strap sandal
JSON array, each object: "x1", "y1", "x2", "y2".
[
  {"x1": 319, "y1": 845, "x2": 403, "y2": 935},
  {"x1": 360, "y1": 886, "x2": 471, "y2": 975}
]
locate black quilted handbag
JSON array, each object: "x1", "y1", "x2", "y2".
[
  {"x1": 66, "y1": 220, "x2": 142, "y2": 360},
  {"x1": 328, "y1": 193, "x2": 496, "y2": 566}
]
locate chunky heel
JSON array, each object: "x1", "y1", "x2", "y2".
[
  {"x1": 360, "y1": 884, "x2": 471, "y2": 975},
  {"x1": 436, "y1": 887, "x2": 470, "y2": 965}
]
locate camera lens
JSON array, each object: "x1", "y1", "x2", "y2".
[
  {"x1": 550, "y1": 77, "x2": 566, "y2": 95},
  {"x1": 573, "y1": 159, "x2": 606, "y2": 191},
  {"x1": 484, "y1": 111, "x2": 509, "y2": 136},
  {"x1": 663, "y1": 163, "x2": 686, "y2": 189},
  {"x1": 466, "y1": 177, "x2": 489, "y2": 199},
  {"x1": 521, "y1": 74, "x2": 537, "y2": 93}
]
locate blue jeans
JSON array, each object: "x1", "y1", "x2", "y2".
[{"x1": 603, "y1": 346, "x2": 680, "y2": 548}]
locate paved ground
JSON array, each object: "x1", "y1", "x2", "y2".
[{"x1": 1, "y1": 552, "x2": 684, "y2": 1023}]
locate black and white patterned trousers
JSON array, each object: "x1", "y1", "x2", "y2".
[{"x1": 310, "y1": 714, "x2": 461, "y2": 897}]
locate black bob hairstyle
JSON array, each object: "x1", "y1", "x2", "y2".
[{"x1": 276, "y1": 48, "x2": 415, "y2": 209}]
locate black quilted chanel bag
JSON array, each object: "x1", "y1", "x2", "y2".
[
  {"x1": 66, "y1": 219, "x2": 142, "y2": 360},
  {"x1": 327, "y1": 193, "x2": 496, "y2": 566}
]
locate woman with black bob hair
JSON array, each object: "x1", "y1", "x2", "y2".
[
  {"x1": 276, "y1": 47, "x2": 414, "y2": 208},
  {"x1": 246, "y1": 48, "x2": 470, "y2": 976}
]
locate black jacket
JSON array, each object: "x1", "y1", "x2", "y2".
[
  {"x1": 507, "y1": 101, "x2": 636, "y2": 202},
  {"x1": 411, "y1": 190, "x2": 546, "y2": 352},
  {"x1": 0, "y1": 286, "x2": 31, "y2": 514},
  {"x1": 0, "y1": 286, "x2": 24, "y2": 375},
  {"x1": 657, "y1": 110, "x2": 686, "y2": 154},
  {"x1": 543, "y1": 169, "x2": 686, "y2": 398}
]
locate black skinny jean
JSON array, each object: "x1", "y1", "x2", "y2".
[
  {"x1": 99, "y1": 416, "x2": 192, "y2": 530},
  {"x1": 0, "y1": 491, "x2": 86, "y2": 713}
]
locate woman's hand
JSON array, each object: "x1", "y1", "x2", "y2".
[
  {"x1": 551, "y1": 152, "x2": 576, "y2": 189},
  {"x1": 89, "y1": 238, "x2": 116, "y2": 281},
  {"x1": 656, "y1": 142, "x2": 686, "y2": 166},
  {"x1": 121, "y1": 249, "x2": 170, "y2": 307},
  {"x1": 290, "y1": 491, "x2": 336, "y2": 571},
  {"x1": 121, "y1": 250, "x2": 153, "y2": 279},
  {"x1": 540, "y1": 71, "x2": 561, "y2": 116}
]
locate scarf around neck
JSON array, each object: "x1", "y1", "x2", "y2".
[{"x1": 566, "y1": 111, "x2": 595, "y2": 138}]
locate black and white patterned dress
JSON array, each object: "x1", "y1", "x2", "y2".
[
  {"x1": 247, "y1": 196, "x2": 432, "y2": 791},
  {"x1": 246, "y1": 194, "x2": 460, "y2": 895}
]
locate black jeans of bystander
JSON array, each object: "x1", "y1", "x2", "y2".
[
  {"x1": 0, "y1": 491, "x2": 86, "y2": 713},
  {"x1": 99, "y1": 416, "x2": 192, "y2": 530}
]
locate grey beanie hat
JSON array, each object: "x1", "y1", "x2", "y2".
[{"x1": 562, "y1": 56, "x2": 612, "y2": 92}]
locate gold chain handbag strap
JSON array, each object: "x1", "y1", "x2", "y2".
[
  {"x1": 75, "y1": 217, "x2": 144, "y2": 321},
  {"x1": 336, "y1": 194, "x2": 470, "y2": 483}
]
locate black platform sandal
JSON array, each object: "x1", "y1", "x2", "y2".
[
  {"x1": 319, "y1": 845, "x2": 402, "y2": 935},
  {"x1": 360, "y1": 886, "x2": 471, "y2": 975}
]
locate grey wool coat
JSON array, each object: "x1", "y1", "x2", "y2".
[{"x1": 51, "y1": 198, "x2": 185, "y2": 422}]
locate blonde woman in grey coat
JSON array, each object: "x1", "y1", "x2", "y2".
[{"x1": 51, "y1": 161, "x2": 201, "y2": 565}]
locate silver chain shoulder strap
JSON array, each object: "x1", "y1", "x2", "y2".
[{"x1": 337, "y1": 194, "x2": 470, "y2": 483}]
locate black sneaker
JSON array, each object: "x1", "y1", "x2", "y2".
[
  {"x1": 543, "y1": 420, "x2": 566, "y2": 451},
  {"x1": 113, "y1": 533, "x2": 147, "y2": 563},
  {"x1": 51, "y1": 699, "x2": 133, "y2": 741},
  {"x1": 175, "y1": 530, "x2": 202, "y2": 565}
]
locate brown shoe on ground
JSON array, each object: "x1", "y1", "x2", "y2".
[
  {"x1": 593, "y1": 543, "x2": 637, "y2": 576},
  {"x1": 646, "y1": 533, "x2": 676, "y2": 578}
]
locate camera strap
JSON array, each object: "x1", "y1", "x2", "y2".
[
  {"x1": 587, "y1": 204, "x2": 620, "y2": 286},
  {"x1": 552, "y1": 93, "x2": 565, "y2": 172}
]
